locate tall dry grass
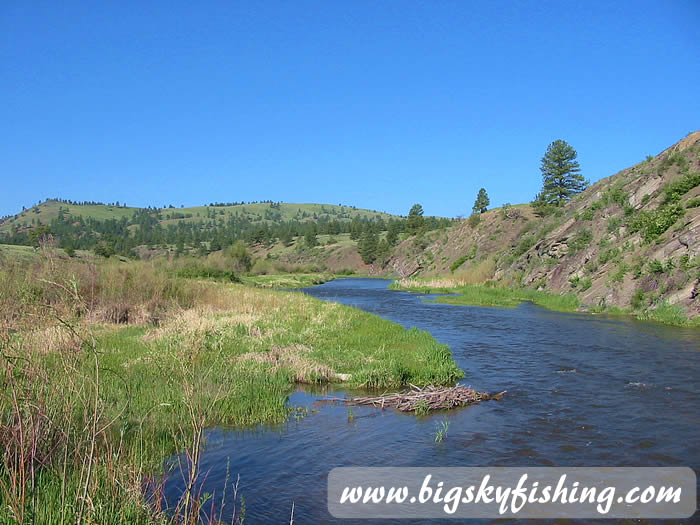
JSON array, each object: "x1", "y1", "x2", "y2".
[
  {"x1": 0, "y1": 249, "x2": 244, "y2": 523},
  {"x1": 395, "y1": 258, "x2": 496, "y2": 290}
]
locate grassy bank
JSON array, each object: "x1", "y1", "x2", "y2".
[
  {"x1": 239, "y1": 272, "x2": 334, "y2": 289},
  {"x1": 0, "y1": 254, "x2": 462, "y2": 523},
  {"x1": 390, "y1": 278, "x2": 580, "y2": 312},
  {"x1": 390, "y1": 278, "x2": 699, "y2": 327}
]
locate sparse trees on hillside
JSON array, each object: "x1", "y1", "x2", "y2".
[
  {"x1": 532, "y1": 139, "x2": 588, "y2": 214},
  {"x1": 472, "y1": 188, "x2": 490, "y2": 214}
]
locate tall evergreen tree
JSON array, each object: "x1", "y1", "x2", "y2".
[
  {"x1": 534, "y1": 140, "x2": 588, "y2": 209},
  {"x1": 407, "y1": 204, "x2": 424, "y2": 234},
  {"x1": 472, "y1": 188, "x2": 490, "y2": 214},
  {"x1": 304, "y1": 228, "x2": 318, "y2": 248},
  {"x1": 358, "y1": 229, "x2": 378, "y2": 264}
]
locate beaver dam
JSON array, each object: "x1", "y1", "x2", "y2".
[{"x1": 329, "y1": 385, "x2": 507, "y2": 412}]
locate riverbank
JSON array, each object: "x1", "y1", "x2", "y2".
[
  {"x1": 390, "y1": 277, "x2": 699, "y2": 327},
  {"x1": 0, "y1": 257, "x2": 462, "y2": 523}
]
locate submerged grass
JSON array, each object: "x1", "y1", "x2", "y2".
[{"x1": 0, "y1": 253, "x2": 462, "y2": 523}]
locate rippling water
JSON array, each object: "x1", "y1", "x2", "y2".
[{"x1": 164, "y1": 278, "x2": 699, "y2": 523}]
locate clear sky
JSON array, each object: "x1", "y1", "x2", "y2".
[{"x1": 2, "y1": 1, "x2": 699, "y2": 218}]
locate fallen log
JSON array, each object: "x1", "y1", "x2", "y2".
[{"x1": 329, "y1": 385, "x2": 506, "y2": 413}]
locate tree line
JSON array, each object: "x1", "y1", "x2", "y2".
[{"x1": 1, "y1": 205, "x2": 451, "y2": 258}]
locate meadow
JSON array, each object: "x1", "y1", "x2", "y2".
[{"x1": 0, "y1": 248, "x2": 461, "y2": 523}]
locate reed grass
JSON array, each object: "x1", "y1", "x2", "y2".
[{"x1": 0, "y1": 250, "x2": 462, "y2": 523}]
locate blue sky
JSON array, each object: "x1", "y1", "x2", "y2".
[{"x1": 2, "y1": 1, "x2": 699, "y2": 218}]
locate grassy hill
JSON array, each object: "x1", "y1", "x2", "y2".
[
  {"x1": 0, "y1": 199, "x2": 451, "y2": 273},
  {"x1": 386, "y1": 131, "x2": 700, "y2": 320},
  {"x1": 0, "y1": 201, "x2": 397, "y2": 234}
]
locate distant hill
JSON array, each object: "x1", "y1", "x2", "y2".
[
  {"x1": 0, "y1": 200, "x2": 452, "y2": 264},
  {"x1": 0, "y1": 201, "x2": 397, "y2": 234},
  {"x1": 387, "y1": 131, "x2": 700, "y2": 317}
]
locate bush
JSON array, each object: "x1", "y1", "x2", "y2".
[
  {"x1": 599, "y1": 248, "x2": 620, "y2": 265},
  {"x1": 450, "y1": 247, "x2": 477, "y2": 272},
  {"x1": 569, "y1": 275, "x2": 592, "y2": 290},
  {"x1": 513, "y1": 235, "x2": 535, "y2": 257},
  {"x1": 662, "y1": 172, "x2": 700, "y2": 204},
  {"x1": 226, "y1": 241, "x2": 253, "y2": 272},
  {"x1": 611, "y1": 263, "x2": 628, "y2": 283},
  {"x1": 606, "y1": 217, "x2": 622, "y2": 233},
  {"x1": 175, "y1": 265, "x2": 240, "y2": 282},
  {"x1": 631, "y1": 288, "x2": 646, "y2": 310},
  {"x1": 627, "y1": 204, "x2": 685, "y2": 242},
  {"x1": 568, "y1": 229, "x2": 593, "y2": 255},
  {"x1": 647, "y1": 259, "x2": 664, "y2": 274},
  {"x1": 580, "y1": 208, "x2": 595, "y2": 221},
  {"x1": 467, "y1": 213, "x2": 481, "y2": 228}
]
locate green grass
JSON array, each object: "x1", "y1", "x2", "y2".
[
  {"x1": 240, "y1": 273, "x2": 334, "y2": 288},
  {"x1": 636, "y1": 301, "x2": 700, "y2": 327},
  {"x1": 263, "y1": 233, "x2": 357, "y2": 256},
  {"x1": 1, "y1": 273, "x2": 462, "y2": 523},
  {"x1": 0, "y1": 243, "x2": 39, "y2": 261},
  {"x1": 1, "y1": 201, "x2": 399, "y2": 234},
  {"x1": 391, "y1": 281, "x2": 580, "y2": 312},
  {"x1": 0, "y1": 202, "x2": 139, "y2": 232},
  {"x1": 392, "y1": 279, "x2": 699, "y2": 327},
  {"x1": 434, "y1": 286, "x2": 580, "y2": 311}
]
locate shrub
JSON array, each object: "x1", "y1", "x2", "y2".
[
  {"x1": 584, "y1": 259, "x2": 599, "y2": 274},
  {"x1": 451, "y1": 247, "x2": 477, "y2": 272},
  {"x1": 606, "y1": 217, "x2": 622, "y2": 233},
  {"x1": 647, "y1": 259, "x2": 664, "y2": 274},
  {"x1": 627, "y1": 204, "x2": 685, "y2": 242},
  {"x1": 603, "y1": 186, "x2": 628, "y2": 207},
  {"x1": 580, "y1": 208, "x2": 595, "y2": 221},
  {"x1": 513, "y1": 235, "x2": 535, "y2": 257},
  {"x1": 631, "y1": 261, "x2": 644, "y2": 279},
  {"x1": 662, "y1": 172, "x2": 700, "y2": 204},
  {"x1": 467, "y1": 213, "x2": 481, "y2": 228},
  {"x1": 631, "y1": 288, "x2": 646, "y2": 310},
  {"x1": 685, "y1": 197, "x2": 700, "y2": 209},
  {"x1": 568, "y1": 229, "x2": 593, "y2": 255},
  {"x1": 175, "y1": 265, "x2": 239, "y2": 282},
  {"x1": 590, "y1": 199, "x2": 604, "y2": 211},
  {"x1": 599, "y1": 248, "x2": 620, "y2": 265},
  {"x1": 611, "y1": 263, "x2": 628, "y2": 283},
  {"x1": 569, "y1": 276, "x2": 591, "y2": 291}
]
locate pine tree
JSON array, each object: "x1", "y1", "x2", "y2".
[
  {"x1": 358, "y1": 229, "x2": 378, "y2": 264},
  {"x1": 407, "y1": 204, "x2": 424, "y2": 234},
  {"x1": 304, "y1": 228, "x2": 318, "y2": 248},
  {"x1": 534, "y1": 140, "x2": 588, "y2": 209},
  {"x1": 472, "y1": 188, "x2": 490, "y2": 214}
]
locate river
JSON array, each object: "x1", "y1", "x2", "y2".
[{"x1": 164, "y1": 278, "x2": 699, "y2": 523}]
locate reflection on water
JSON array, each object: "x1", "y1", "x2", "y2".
[{"x1": 164, "y1": 278, "x2": 699, "y2": 523}]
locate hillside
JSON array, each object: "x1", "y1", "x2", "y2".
[
  {"x1": 386, "y1": 132, "x2": 700, "y2": 317},
  {"x1": 0, "y1": 201, "x2": 396, "y2": 234}
]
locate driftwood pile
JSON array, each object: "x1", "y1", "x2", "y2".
[{"x1": 338, "y1": 385, "x2": 506, "y2": 413}]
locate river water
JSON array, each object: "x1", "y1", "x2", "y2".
[{"x1": 164, "y1": 278, "x2": 699, "y2": 523}]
